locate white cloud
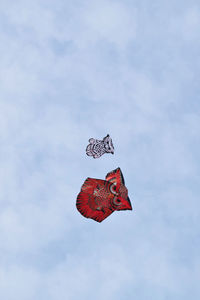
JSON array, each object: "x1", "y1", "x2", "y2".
[
  {"x1": 170, "y1": 7, "x2": 200, "y2": 41},
  {"x1": 0, "y1": 266, "x2": 40, "y2": 300},
  {"x1": 83, "y1": 1, "x2": 137, "y2": 48}
]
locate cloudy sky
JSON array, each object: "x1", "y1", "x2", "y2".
[{"x1": 0, "y1": 0, "x2": 200, "y2": 299}]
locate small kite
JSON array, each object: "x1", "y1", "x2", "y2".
[
  {"x1": 86, "y1": 134, "x2": 114, "y2": 158},
  {"x1": 76, "y1": 168, "x2": 132, "y2": 222}
]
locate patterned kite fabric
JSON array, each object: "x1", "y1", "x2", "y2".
[
  {"x1": 76, "y1": 168, "x2": 132, "y2": 222},
  {"x1": 86, "y1": 134, "x2": 114, "y2": 158}
]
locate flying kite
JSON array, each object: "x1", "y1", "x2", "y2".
[
  {"x1": 76, "y1": 168, "x2": 132, "y2": 222},
  {"x1": 86, "y1": 134, "x2": 114, "y2": 158}
]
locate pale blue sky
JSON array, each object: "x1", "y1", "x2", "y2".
[{"x1": 0, "y1": 0, "x2": 200, "y2": 299}]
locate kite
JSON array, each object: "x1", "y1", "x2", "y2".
[
  {"x1": 86, "y1": 134, "x2": 114, "y2": 158},
  {"x1": 76, "y1": 168, "x2": 132, "y2": 222}
]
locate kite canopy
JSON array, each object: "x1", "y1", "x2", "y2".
[
  {"x1": 76, "y1": 168, "x2": 132, "y2": 222},
  {"x1": 86, "y1": 134, "x2": 114, "y2": 158}
]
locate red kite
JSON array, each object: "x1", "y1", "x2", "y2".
[{"x1": 76, "y1": 168, "x2": 132, "y2": 222}]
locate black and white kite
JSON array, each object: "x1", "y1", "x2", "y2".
[{"x1": 86, "y1": 134, "x2": 114, "y2": 159}]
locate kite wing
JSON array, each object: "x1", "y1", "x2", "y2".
[
  {"x1": 76, "y1": 192, "x2": 113, "y2": 222},
  {"x1": 105, "y1": 167, "x2": 125, "y2": 189},
  {"x1": 76, "y1": 178, "x2": 114, "y2": 222}
]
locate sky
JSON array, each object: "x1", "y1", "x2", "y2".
[{"x1": 0, "y1": 0, "x2": 200, "y2": 299}]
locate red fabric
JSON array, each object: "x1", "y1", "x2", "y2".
[{"x1": 76, "y1": 168, "x2": 132, "y2": 223}]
